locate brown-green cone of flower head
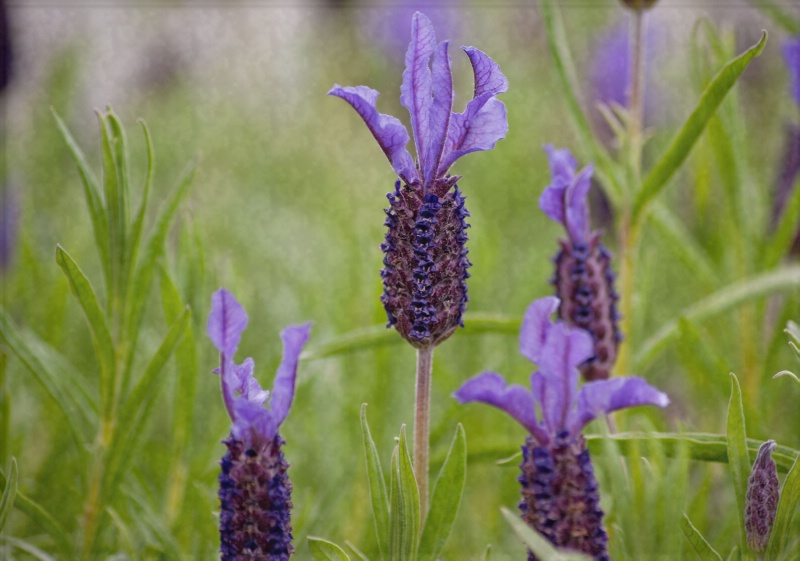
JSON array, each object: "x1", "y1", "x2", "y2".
[{"x1": 745, "y1": 440, "x2": 780, "y2": 553}]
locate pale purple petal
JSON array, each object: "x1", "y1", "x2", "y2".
[
  {"x1": 454, "y1": 372, "x2": 544, "y2": 440},
  {"x1": 234, "y1": 358, "x2": 270, "y2": 406},
  {"x1": 437, "y1": 96, "x2": 507, "y2": 175},
  {"x1": 564, "y1": 164, "x2": 593, "y2": 242},
  {"x1": 462, "y1": 46, "x2": 509, "y2": 97},
  {"x1": 546, "y1": 144, "x2": 577, "y2": 185},
  {"x1": 328, "y1": 85, "x2": 417, "y2": 182},
  {"x1": 401, "y1": 11, "x2": 436, "y2": 170},
  {"x1": 424, "y1": 40, "x2": 453, "y2": 186},
  {"x1": 268, "y1": 323, "x2": 312, "y2": 429},
  {"x1": 519, "y1": 296, "x2": 560, "y2": 364},
  {"x1": 231, "y1": 398, "x2": 277, "y2": 445},
  {"x1": 784, "y1": 37, "x2": 800, "y2": 106},
  {"x1": 568, "y1": 376, "x2": 670, "y2": 434},
  {"x1": 207, "y1": 289, "x2": 248, "y2": 357}
]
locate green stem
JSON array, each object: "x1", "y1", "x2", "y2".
[{"x1": 414, "y1": 345, "x2": 434, "y2": 517}]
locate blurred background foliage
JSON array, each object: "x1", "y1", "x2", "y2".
[{"x1": 0, "y1": 0, "x2": 798, "y2": 559}]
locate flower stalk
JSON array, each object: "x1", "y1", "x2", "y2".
[{"x1": 414, "y1": 345, "x2": 434, "y2": 512}]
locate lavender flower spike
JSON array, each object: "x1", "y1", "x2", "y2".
[
  {"x1": 329, "y1": 11, "x2": 507, "y2": 348},
  {"x1": 207, "y1": 288, "x2": 311, "y2": 561},
  {"x1": 540, "y1": 146, "x2": 621, "y2": 381},
  {"x1": 745, "y1": 440, "x2": 780, "y2": 553},
  {"x1": 455, "y1": 297, "x2": 668, "y2": 560},
  {"x1": 783, "y1": 37, "x2": 800, "y2": 107}
]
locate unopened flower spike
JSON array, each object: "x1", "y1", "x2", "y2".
[
  {"x1": 329, "y1": 11, "x2": 508, "y2": 348},
  {"x1": 207, "y1": 288, "x2": 311, "y2": 561},
  {"x1": 540, "y1": 146, "x2": 621, "y2": 381},
  {"x1": 454, "y1": 297, "x2": 668, "y2": 560},
  {"x1": 745, "y1": 440, "x2": 780, "y2": 553}
]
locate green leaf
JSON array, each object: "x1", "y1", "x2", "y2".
[
  {"x1": 633, "y1": 31, "x2": 767, "y2": 219},
  {"x1": 308, "y1": 537, "x2": 351, "y2": 561},
  {"x1": 726, "y1": 374, "x2": 753, "y2": 560},
  {"x1": 501, "y1": 507, "x2": 590, "y2": 560},
  {"x1": 125, "y1": 119, "x2": 155, "y2": 294},
  {"x1": 1, "y1": 537, "x2": 57, "y2": 561},
  {"x1": 96, "y1": 110, "x2": 125, "y2": 310},
  {"x1": 0, "y1": 458, "x2": 17, "y2": 531},
  {"x1": 55, "y1": 245, "x2": 116, "y2": 414},
  {"x1": 786, "y1": 321, "x2": 800, "y2": 349},
  {"x1": 681, "y1": 513, "x2": 723, "y2": 561},
  {"x1": 51, "y1": 108, "x2": 111, "y2": 291},
  {"x1": 482, "y1": 544, "x2": 492, "y2": 561},
  {"x1": 389, "y1": 425, "x2": 419, "y2": 561},
  {"x1": 0, "y1": 464, "x2": 72, "y2": 557},
  {"x1": 419, "y1": 424, "x2": 467, "y2": 561},
  {"x1": 745, "y1": 0, "x2": 800, "y2": 34},
  {"x1": 344, "y1": 541, "x2": 370, "y2": 561},
  {"x1": 360, "y1": 404, "x2": 389, "y2": 560},
  {"x1": 0, "y1": 309, "x2": 95, "y2": 443},
  {"x1": 538, "y1": 0, "x2": 624, "y2": 206},
  {"x1": 102, "y1": 308, "x2": 190, "y2": 504},
  {"x1": 773, "y1": 370, "x2": 800, "y2": 386},
  {"x1": 635, "y1": 266, "x2": 800, "y2": 369},
  {"x1": 767, "y1": 452, "x2": 800, "y2": 560}
]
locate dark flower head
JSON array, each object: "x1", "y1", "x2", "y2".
[
  {"x1": 454, "y1": 297, "x2": 667, "y2": 559},
  {"x1": 745, "y1": 440, "x2": 780, "y2": 553},
  {"x1": 540, "y1": 147, "x2": 621, "y2": 380},
  {"x1": 207, "y1": 289, "x2": 311, "y2": 560},
  {"x1": 0, "y1": 185, "x2": 18, "y2": 273},
  {"x1": 329, "y1": 12, "x2": 507, "y2": 347},
  {"x1": 784, "y1": 37, "x2": 800, "y2": 106},
  {"x1": 619, "y1": 0, "x2": 658, "y2": 10}
]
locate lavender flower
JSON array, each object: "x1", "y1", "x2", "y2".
[
  {"x1": 745, "y1": 440, "x2": 780, "y2": 553},
  {"x1": 540, "y1": 147, "x2": 621, "y2": 381},
  {"x1": 783, "y1": 37, "x2": 800, "y2": 107},
  {"x1": 207, "y1": 289, "x2": 311, "y2": 561},
  {"x1": 454, "y1": 297, "x2": 668, "y2": 560},
  {"x1": 773, "y1": 39, "x2": 800, "y2": 253},
  {"x1": 329, "y1": 11, "x2": 508, "y2": 348}
]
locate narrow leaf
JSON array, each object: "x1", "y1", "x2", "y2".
[
  {"x1": 389, "y1": 426, "x2": 420, "y2": 561},
  {"x1": 308, "y1": 537, "x2": 351, "y2": 561},
  {"x1": 501, "y1": 507, "x2": 590, "y2": 560},
  {"x1": 773, "y1": 370, "x2": 800, "y2": 386},
  {"x1": 726, "y1": 373, "x2": 753, "y2": 560},
  {"x1": 360, "y1": 404, "x2": 389, "y2": 559},
  {"x1": 55, "y1": 245, "x2": 116, "y2": 414},
  {"x1": 419, "y1": 424, "x2": 467, "y2": 561},
  {"x1": 681, "y1": 513, "x2": 723, "y2": 561},
  {"x1": 633, "y1": 32, "x2": 767, "y2": 219},
  {"x1": 96, "y1": 110, "x2": 125, "y2": 311},
  {"x1": 767, "y1": 452, "x2": 800, "y2": 560},
  {"x1": 51, "y1": 108, "x2": 111, "y2": 289},
  {"x1": 0, "y1": 458, "x2": 18, "y2": 531},
  {"x1": 344, "y1": 541, "x2": 370, "y2": 561},
  {"x1": 635, "y1": 266, "x2": 800, "y2": 369}
]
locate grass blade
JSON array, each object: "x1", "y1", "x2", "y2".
[
  {"x1": 681, "y1": 513, "x2": 723, "y2": 561},
  {"x1": 0, "y1": 458, "x2": 17, "y2": 531},
  {"x1": 360, "y1": 404, "x2": 389, "y2": 559},
  {"x1": 418, "y1": 424, "x2": 466, "y2": 561},
  {"x1": 55, "y1": 245, "x2": 116, "y2": 415},
  {"x1": 726, "y1": 373, "x2": 753, "y2": 560},
  {"x1": 634, "y1": 266, "x2": 800, "y2": 369},
  {"x1": 308, "y1": 537, "x2": 351, "y2": 561},
  {"x1": 633, "y1": 32, "x2": 767, "y2": 219},
  {"x1": 767, "y1": 452, "x2": 800, "y2": 560}
]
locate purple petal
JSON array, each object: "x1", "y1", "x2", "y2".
[
  {"x1": 234, "y1": 358, "x2": 270, "y2": 406},
  {"x1": 564, "y1": 164, "x2": 593, "y2": 242},
  {"x1": 454, "y1": 372, "x2": 544, "y2": 440},
  {"x1": 424, "y1": 40, "x2": 454, "y2": 186},
  {"x1": 590, "y1": 23, "x2": 631, "y2": 108},
  {"x1": 207, "y1": 289, "x2": 248, "y2": 357},
  {"x1": 539, "y1": 146, "x2": 592, "y2": 243},
  {"x1": 328, "y1": 85, "x2": 417, "y2": 183},
  {"x1": 231, "y1": 398, "x2": 277, "y2": 445},
  {"x1": 519, "y1": 296, "x2": 560, "y2": 364},
  {"x1": 568, "y1": 376, "x2": 670, "y2": 434},
  {"x1": 784, "y1": 37, "x2": 800, "y2": 106},
  {"x1": 462, "y1": 46, "x2": 509, "y2": 97},
  {"x1": 268, "y1": 323, "x2": 312, "y2": 429},
  {"x1": 437, "y1": 96, "x2": 507, "y2": 175},
  {"x1": 401, "y1": 12, "x2": 436, "y2": 171}
]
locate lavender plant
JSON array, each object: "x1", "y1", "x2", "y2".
[{"x1": 206, "y1": 288, "x2": 310, "y2": 560}]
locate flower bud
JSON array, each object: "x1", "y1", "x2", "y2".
[{"x1": 745, "y1": 440, "x2": 780, "y2": 553}]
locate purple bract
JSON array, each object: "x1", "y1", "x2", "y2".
[{"x1": 784, "y1": 37, "x2": 800, "y2": 106}]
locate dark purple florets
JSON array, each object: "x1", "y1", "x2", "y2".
[
  {"x1": 381, "y1": 179, "x2": 471, "y2": 348},
  {"x1": 553, "y1": 233, "x2": 621, "y2": 381},
  {"x1": 519, "y1": 432, "x2": 609, "y2": 561},
  {"x1": 219, "y1": 434, "x2": 294, "y2": 561}
]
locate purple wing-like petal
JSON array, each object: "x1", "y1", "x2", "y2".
[
  {"x1": 208, "y1": 289, "x2": 248, "y2": 357},
  {"x1": 234, "y1": 358, "x2": 270, "y2": 406},
  {"x1": 437, "y1": 96, "x2": 508, "y2": 175},
  {"x1": 424, "y1": 40, "x2": 454, "y2": 186},
  {"x1": 328, "y1": 85, "x2": 416, "y2": 183},
  {"x1": 268, "y1": 323, "x2": 312, "y2": 429},
  {"x1": 568, "y1": 376, "x2": 670, "y2": 434},
  {"x1": 462, "y1": 46, "x2": 509, "y2": 97},
  {"x1": 564, "y1": 163, "x2": 593, "y2": 242},
  {"x1": 454, "y1": 372, "x2": 544, "y2": 441},
  {"x1": 519, "y1": 296, "x2": 560, "y2": 364},
  {"x1": 783, "y1": 37, "x2": 800, "y2": 106},
  {"x1": 539, "y1": 145, "x2": 575, "y2": 226},
  {"x1": 231, "y1": 398, "x2": 277, "y2": 446},
  {"x1": 401, "y1": 12, "x2": 436, "y2": 170}
]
